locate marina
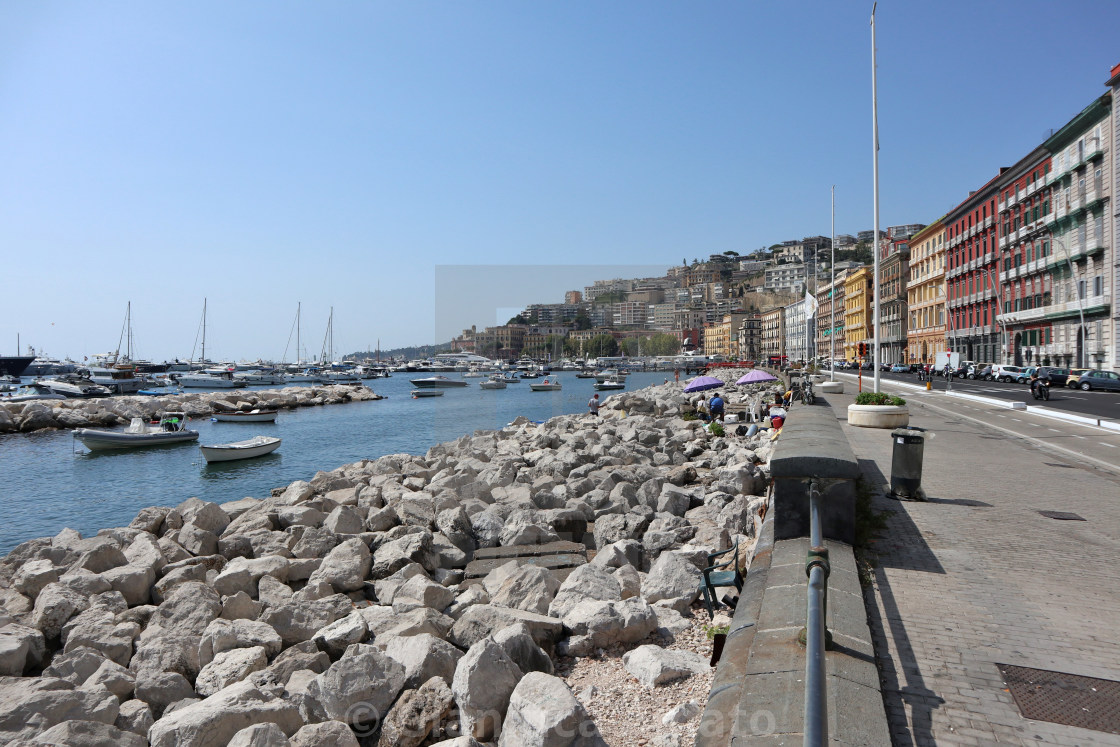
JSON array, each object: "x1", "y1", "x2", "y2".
[{"x1": 0, "y1": 370, "x2": 663, "y2": 554}]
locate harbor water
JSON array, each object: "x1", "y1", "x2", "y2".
[{"x1": 0, "y1": 371, "x2": 673, "y2": 554}]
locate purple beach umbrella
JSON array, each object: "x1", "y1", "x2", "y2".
[
  {"x1": 736, "y1": 370, "x2": 778, "y2": 385},
  {"x1": 682, "y1": 375, "x2": 724, "y2": 393}
]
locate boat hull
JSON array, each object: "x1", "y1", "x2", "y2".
[
  {"x1": 74, "y1": 429, "x2": 200, "y2": 450},
  {"x1": 212, "y1": 410, "x2": 279, "y2": 423},
  {"x1": 411, "y1": 390, "x2": 444, "y2": 397},
  {"x1": 410, "y1": 378, "x2": 468, "y2": 388},
  {"x1": 200, "y1": 436, "x2": 281, "y2": 463}
]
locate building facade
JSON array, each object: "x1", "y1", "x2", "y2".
[
  {"x1": 782, "y1": 301, "x2": 808, "y2": 363},
  {"x1": 879, "y1": 243, "x2": 910, "y2": 365},
  {"x1": 907, "y1": 220, "x2": 947, "y2": 364},
  {"x1": 945, "y1": 173, "x2": 1002, "y2": 365},
  {"x1": 815, "y1": 271, "x2": 849, "y2": 363},
  {"x1": 764, "y1": 263, "x2": 807, "y2": 294},
  {"x1": 761, "y1": 307, "x2": 786, "y2": 363},
  {"x1": 844, "y1": 267, "x2": 871, "y2": 360},
  {"x1": 1037, "y1": 94, "x2": 1113, "y2": 369},
  {"x1": 737, "y1": 313, "x2": 762, "y2": 361}
]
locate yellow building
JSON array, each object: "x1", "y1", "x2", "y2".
[
  {"x1": 703, "y1": 313, "x2": 750, "y2": 358},
  {"x1": 844, "y1": 267, "x2": 872, "y2": 360},
  {"x1": 906, "y1": 219, "x2": 947, "y2": 364}
]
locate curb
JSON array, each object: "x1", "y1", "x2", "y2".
[{"x1": 1024, "y1": 405, "x2": 1120, "y2": 432}]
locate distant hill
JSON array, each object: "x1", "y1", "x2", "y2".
[{"x1": 344, "y1": 342, "x2": 452, "y2": 361}]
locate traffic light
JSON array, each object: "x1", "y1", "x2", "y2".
[{"x1": 857, "y1": 342, "x2": 867, "y2": 357}]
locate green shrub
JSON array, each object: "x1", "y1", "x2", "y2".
[
  {"x1": 681, "y1": 412, "x2": 699, "y2": 421},
  {"x1": 854, "y1": 392, "x2": 906, "y2": 406},
  {"x1": 708, "y1": 422, "x2": 725, "y2": 437}
]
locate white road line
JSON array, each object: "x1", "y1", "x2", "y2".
[
  {"x1": 1102, "y1": 443, "x2": 1117, "y2": 448},
  {"x1": 1010, "y1": 418, "x2": 1022, "y2": 422},
  {"x1": 996, "y1": 414, "x2": 1007, "y2": 418},
  {"x1": 1073, "y1": 435, "x2": 1086, "y2": 439},
  {"x1": 1048, "y1": 428, "x2": 1061, "y2": 432}
]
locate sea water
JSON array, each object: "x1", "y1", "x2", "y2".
[{"x1": 0, "y1": 371, "x2": 672, "y2": 554}]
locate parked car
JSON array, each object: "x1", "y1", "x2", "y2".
[
  {"x1": 890, "y1": 363, "x2": 909, "y2": 373},
  {"x1": 992, "y1": 365, "x2": 1026, "y2": 383},
  {"x1": 1014, "y1": 367, "x2": 1039, "y2": 384},
  {"x1": 1066, "y1": 368, "x2": 1092, "y2": 389},
  {"x1": 969, "y1": 364, "x2": 994, "y2": 381},
  {"x1": 1074, "y1": 370, "x2": 1120, "y2": 391},
  {"x1": 1036, "y1": 366, "x2": 1069, "y2": 386}
]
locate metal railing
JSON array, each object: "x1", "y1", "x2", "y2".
[{"x1": 804, "y1": 480, "x2": 831, "y2": 746}]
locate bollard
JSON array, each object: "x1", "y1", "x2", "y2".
[{"x1": 926, "y1": 380, "x2": 931, "y2": 391}]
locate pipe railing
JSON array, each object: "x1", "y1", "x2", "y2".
[{"x1": 803, "y1": 479, "x2": 831, "y2": 746}]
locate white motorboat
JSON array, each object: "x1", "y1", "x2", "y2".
[
  {"x1": 529, "y1": 378, "x2": 562, "y2": 391},
  {"x1": 38, "y1": 375, "x2": 112, "y2": 398},
  {"x1": 178, "y1": 368, "x2": 248, "y2": 389},
  {"x1": 74, "y1": 412, "x2": 199, "y2": 451},
  {"x1": 595, "y1": 369, "x2": 628, "y2": 382},
  {"x1": 594, "y1": 378, "x2": 626, "y2": 391},
  {"x1": 234, "y1": 369, "x2": 287, "y2": 385},
  {"x1": 411, "y1": 389, "x2": 444, "y2": 398},
  {"x1": 410, "y1": 376, "x2": 468, "y2": 388},
  {"x1": 575, "y1": 370, "x2": 598, "y2": 379},
  {"x1": 200, "y1": 435, "x2": 281, "y2": 463},
  {"x1": 212, "y1": 409, "x2": 279, "y2": 423},
  {"x1": 2, "y1": 384, "x2": 66, "y2": 402},
  {"x1": 321, "y1": 370, "x2": 361, "y2": 383},
  {"x1": 83, "y1": 365, "x2": 146, "y2": 394},
  {"x1": 480, "y1": 376, "x2": 507, "y2": 390}
]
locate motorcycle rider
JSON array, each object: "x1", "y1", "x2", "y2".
[{"x1": 1029, "y1": 369, "x2": 1045, "y2": 399}]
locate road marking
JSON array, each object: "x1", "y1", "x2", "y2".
[
  {"x1": 996, "y1": 414, "x2": 1007, "y2": 418},
  {"x1": 1009, "y1": 418, "x2": 1022, "y2": 422},
  {"x1": 1102, "y1": 443, "x2": 1117, "y2": 448},
  {"x1": 1048, "y1": 428, "x2": 1061, "y2": 432},
  {"x1": 1073, "y1": 435, "x2": 1086, "y2": 439}
]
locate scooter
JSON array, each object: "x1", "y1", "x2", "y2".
[{"x1": 1030, "y1": 379, "x2": 1051, "y2": 401}]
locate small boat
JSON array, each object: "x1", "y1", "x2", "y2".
[
  {"x1": 38, "y1": 375, "x2": 113, "y2": 398},
  {"x1": 529, "y1": 378, "x2": 562, "y2": 391},
  {"x1": 411, "y1": 389, "x2": 444, "y2": 398},
  {"x1": 480, "y1": 376, "x2": 507, "y2": 390},
  {"x1": 575, "y1": 370, "x2": 598, "y2": 379},
  {"x1": 500, "y1": 374, "x2": 522, "y2": 383},
  {"x1": 137, "y1": 388, "x2": 181, "y2": 396},
  {"x1": 595, "y1": 369, "x2": 628, "y2": 382},
  {"x1": 74, "y1": 412, "x2": 199, "y2": 451},
  {"x1": 410, "y1": 375, "x2": 468, "y2": 388},
  {"x1": 200, "y1": 435, "x2": 282, "y2": 463},
  {"x1": 1, "y1": 384, "x2": 67, "y2": 402},
  {"x1": 177, "y1": 368, "x2": 249, "y2": 389},
  {"x1": 212, "y1": 409, "x2": 279, "y2": 423},
  {"x1": 594, "y1": 378, "x2": 626, "y2": 391}
]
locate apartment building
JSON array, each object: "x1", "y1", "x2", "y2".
[
  {"x1": 612, "y1": 301, "x2": 648, "y2": 328},
  {"x1": 764, "y1": 263, "x2": 807, "y2": 293},
  {"x1": 879, "y1": 243, "x2": 910, "y2": 365},
  {"x1": 737, "y1": 313, "x2": 762, "y2": 361},
  {"x1": 844, "y1": 267, "x2": 872, "y2": 360},
  {"x1": 783, "y1": 301, "x2": 809, "y2": 363},
  {"x1": 703, "y1": 312, "x2": 752, "y2": 358},
  {"x1": 945, "y1": 172, "x2": 1002, "y2": 365},
  {"x1": 816, "y1": 271, "x2": 849, "y2": 362},
  {"x1": 1037, "y1": 93, "x2": 1113, "y2": 369},
  {"x1": 907, "y1": 220, "x2": 947, "y2": 364},
  {"x1": 761, "y1": 307, "x2": 786, "y2": 363}
]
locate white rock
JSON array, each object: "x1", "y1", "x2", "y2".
[
  {"x1": 548, "y1": 564, "x2": 622, "y2": 619},
  {"x1": 396, "y1": 574, "x2": 455, "y2": 611},
  {"x1": 198, "y1": 618, "x2": 283, "y2": 667},
  {"x1": 561, "y1": 597, "x2": 658, "y2": 657},
  {"x1": 147, "y1": 680, "x2": 302, "y2": 747},
  {"x1": 379, "y1": 632, "x2": 464, "y2": 689},
  {"x1": 306, "y1": 650, "x2": 405, "y2": 728},
  {"x1": 640, "y1": 552, "x2": 701, "y2": 613},
  {"x1": 228, "y1": 721, "x2": 292, "y2": 746},
  {"x1": 498, "y1": 672, "x2": 606, "y2": 746},
  {"x1": 451, "y1": 637, "x2": 523, "y2": 741},
  {"x1": 195, "y1": 645, "x2": 270, "y2": 696},
  {"x1": 30, "y1": 719, "x2": 147, "y2": 747},
  {"x1": 662, "y1": 699, "x2": 701, "y2": 724},
  {"x1": 621, "y1": 644, "x2": 709, "y2": 688},
  {"x1": 307, "y1": 538, "x2": 371, "y2": 593},
  {"x1": 31, "y1": 582, "x2": 90, "y2": 640},
  {"x1": 312, "y1": 611, "x2": 369, "y2": 658},
  {"x1": 288, "y1": 720, "x2": 359, "y2": 747},
  {"x1": 489, "y1": 564, "x2": 560, "y2": 616},
  {"x1": 12, "y1": 559, "x2": 59, "y2": 599},
  {"x1": 0, "y1": 676, "x2": 120, "y2": 744}
]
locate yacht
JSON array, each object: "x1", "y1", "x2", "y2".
[
  {"x1": 82, "y1": 365, "x2": 146, "y2": 394},
  {"x1": 38, "y1": 374, "x2": 112, "y2": 398},
  {"x1": 176, "y1": 367, "x2": 248, "y2": 389}
]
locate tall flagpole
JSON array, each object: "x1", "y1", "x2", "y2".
[
  {"x1": 830, "y1": 186, "x2": 836, "y2": 381},
  {"x1": 871, "y1": 2, "x2": 882, "y2": 393}
]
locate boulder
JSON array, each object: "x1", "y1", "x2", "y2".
[
  {"x1": 449, "y1": 604, "x2": 564, "y2": 653},
  {"x1": 0, "y1": 622, "x2": 46, "y2": 675},
  {"x1": 80, "y1": 658, "x2": 135, "y2": 702},
  {"x1": 451, "y1": 638, "x2": 523, "y2": 742},
  {"x1": 395, "y1": 574, "x2": 455, "y2": 611},
  {"x1": 305, "y1": 538, "x2": 370, "y2": 593},
  {"x1": 0, "y1": 676, "x2": 119, "y2": 744},
  {"x1": 306, "y1": 650, "x2": 405, "y2": 730},
  {"x1": 114, "y1": 699, "x2": 154, "y2": 737},
  {"x1": 490, "y1": 564, "x2": 560, "y2": 616},
  {"x1": 12, "y1": 559, "x2": 59, "y2": 600},
  {"x1": 560, "y1": 598, "x2": 659, "y2": 657},
  {"x1": 621, "y1": 644, "x2": 709, "y2": 688},
  {"x1": 31, "y1": 583, "x2": 90, "y2": 640},
  {"x1": 323, "y1": 506, "x2": 365, "y2": 535},
  {"x1": 493, "y1": 624, "x2": 553, "y2": 676},
  {"x1": 312, "y1": 612, "x2": 369, "y2": 658},
  {"x1": 640, "y1": 552, "x2": 702, "y2": 613},
  {"x1": 499, "y1": 513, "x2": 560, "y2": 546},
  {"x1": 498, "y1": 672, "x2": 606, "y2": 747},
  {"x1": 376, "y1": 676, "x2": 454, "y2": 747},
  {"x1": 195, "y1": 646, "x2": 270, "y2": 697},
  {"x1": 28, "y1": 719, "x2": 147, "y2": 747},
  {"x1": 548, "y1": 564, "x2": 621, "y2": 619},
  {"x1": 379, "y1": 633, "x2": 463, "y2": 689},
  {"x1": 134, "y1": 671, "x2": 196, "y2": 718},
  {"x1": 288, "y1": 720, "x2": 359, "y2": 747},
  {"x1": 147, "y1": 680, "x2": 302, "y2": 747},
  {"x1": 259, "y1": 595, "x2": 353, "y2": 647},
  {"x1": 228, "y1": 722, "x2": 292, "y2": 747},
  {"x1": 101, "y1": 563, "x2": 155, "y2": 607},
  {"x1": 199, "y1": 618, "x2": 284, "y2": 667}
]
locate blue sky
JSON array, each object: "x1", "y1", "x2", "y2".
[{"x1": 2, "y1": 1, "x2": 1117, "y2": 361}]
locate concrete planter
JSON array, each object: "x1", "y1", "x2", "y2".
[
  {"x1": 847, "y1": 403, "x2": 909, "y2": 428},
  {"x1": 818, "y1": 381, "x2": 844, "y2": 394}
]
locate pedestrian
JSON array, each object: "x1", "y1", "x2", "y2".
[
  {"x1": 709, "y1": 391, "x2": 725, "y2": 423},
  {"x1": 588, "y1": 393, "x2": 600, "y2": 417},
  {"x1": 783, "y1": 388, "x2": 793, "y2": 409},
  {"x1": 769, "y1": 393, "x2": 787, "y2": 430},
  {"x1": 674, "y1": 368, "x2": 680, "y2": 382},
  {"x1": 695, "y1": 395, "x2": 710, "y2": 422}
]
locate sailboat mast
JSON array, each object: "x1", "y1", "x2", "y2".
[
  {"x1": 202, "y1": 298, "x2": 207, "y2": 364},
  {"x1": 297, "y1": 302, "x2": 301, "y2": 365}
]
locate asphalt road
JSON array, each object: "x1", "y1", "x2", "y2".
[{"x1": 827, "y1": 368, "x2": 1120, "y2": 423}]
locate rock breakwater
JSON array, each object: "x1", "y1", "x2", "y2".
[
  {"x1": 0, "y1": 380, "x2": 771, "y2": 746},
  {"x1": 0, "y1": 385, "x2": 384, "y2": 435}
]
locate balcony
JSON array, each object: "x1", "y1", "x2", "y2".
[{"x1": 998, "y1": 199, "x2": 1007, "y2": 213}]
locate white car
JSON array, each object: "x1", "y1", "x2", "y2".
[{"x1": 992, "y1": 365, "x2": 1026, "y2": 383}]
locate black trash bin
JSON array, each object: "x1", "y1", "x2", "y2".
[{"x1": 890, "y1": 427, "x2": 926, "y2": 500}]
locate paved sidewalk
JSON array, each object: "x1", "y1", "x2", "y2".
[{"x1": 821, "y1": 389, "x2": 1120, "y2": 746}]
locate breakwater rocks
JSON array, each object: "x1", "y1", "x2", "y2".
[
  {"x1": 0, "y1": 385, "x2": 384, "y2": 435},
  {"x1": 0, "y1": 381, "x2": 770, "y2": 746}
]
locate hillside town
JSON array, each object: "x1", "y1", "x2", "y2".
[{"x1": 453, "y1": 64, "x2": 1118, "y2": 374}]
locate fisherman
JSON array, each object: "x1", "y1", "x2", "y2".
[{"x1": 588, "y1": 393, "x2": 600, "y2": 417}]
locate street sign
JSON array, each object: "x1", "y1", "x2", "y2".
[{"x1": 934, "y1": 351, "x2": 960, "y2": 369}]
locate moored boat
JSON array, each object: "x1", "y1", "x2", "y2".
[
  {"x1": 74, "y1": 412, "x2": 198, "y2": 451},
  {"x1": 410, "y1": 376, "x2": 468, "y2": 388},
  {"x1": 529, "y1": 378, "x2": 562, "y2": 391},
  {"x1": 1, "y1": 384, "x2": 67, "y2": 402},
  {"x1": 480, "y1": 375, "x2": 507, "y2": 390},
  {"x1": 411, "y1": 389, "x2": 444, "y2": 398},
  {"x1": 212, "y1": 409, "x2": 279, "y2": 423},
  {"x1": 38, "y1": 375, "x2": 113, "y2": 398},
  {"x1": 200, "y1": 435, "x2": 281, "y2": 463},
  {"x1": 594, "y1": 378, "x2": 626, "y2": 391}
]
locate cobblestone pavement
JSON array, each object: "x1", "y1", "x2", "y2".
[{"x1": 822, "y1": 390, "x2": 1120, "y2": 747}]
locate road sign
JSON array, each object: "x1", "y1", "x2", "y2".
[{"x1": 934, "y1": 351, "x2": 960, "y2": 369}]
